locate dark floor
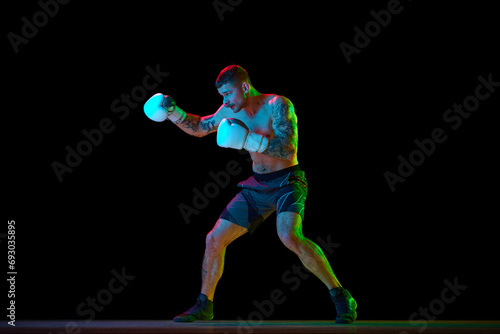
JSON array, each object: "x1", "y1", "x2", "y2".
[{"x1": 1, "y1": 320, "x2": 500, "y2": 334}]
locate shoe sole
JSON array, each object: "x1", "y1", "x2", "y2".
[
  {"x1": 173, "y1": 314, "x2": 214, "y2": 322},
  {"x1": 335, "y1": 311, "x2": 357, "y2": 324}
]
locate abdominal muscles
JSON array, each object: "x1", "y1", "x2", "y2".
[{"x1": 250, "y1": 152, "x2": 298, "y2": 174}]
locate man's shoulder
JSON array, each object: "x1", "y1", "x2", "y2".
[
  {"x1": 268, "y1": 95, "x2": 295, "y2": 114},
  {"x1": 266, "y1": 94, "x2": 292, "y2": 108}
]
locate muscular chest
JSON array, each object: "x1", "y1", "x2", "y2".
[{"x1": 235, "y1": 108, "x2": 274, "y2": 138}]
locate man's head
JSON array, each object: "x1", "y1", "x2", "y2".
[{"x1": 215, "y1": 65, "x2": 253, "y2": 112}]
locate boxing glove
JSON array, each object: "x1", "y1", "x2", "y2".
[
  {"x1": 144, "y1": 93, "x2": 186, "y2": 123},
  {"x1": 217, "y1": 118, "x2": 269, "y2": 153}
]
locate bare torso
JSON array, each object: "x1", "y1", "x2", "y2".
[{"x1": 222, "y1": 94, "x2": 299, "y2": 174}]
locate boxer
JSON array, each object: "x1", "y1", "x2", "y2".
[{"x1": 144, "y1": 65, "x2": 357, "y2": 324}]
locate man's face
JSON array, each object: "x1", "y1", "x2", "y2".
[{"x1": 217, "y1": 82, "x2": 246, "y2": 113}]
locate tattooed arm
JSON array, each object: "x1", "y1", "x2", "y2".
[
  {"x1": 174, "y1": 104, "x2": 229, "y2": 138},
  {"x1": 264, "y1": 96, "x2": 298, "y2": 160}
]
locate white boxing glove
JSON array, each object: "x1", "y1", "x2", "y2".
[
  {"x1": 143, "y1": 93, "x2": 186, "y2": 123},
  {"x1": 217, "y1": 118, "x2": 269, "y2": 153}
]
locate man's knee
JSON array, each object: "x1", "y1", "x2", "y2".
[
  {"x1": 278, "y1": 229, "x2": 303, "y2": 252},
  {"x1": 206, "y1": 219, "x2": 246, "y2": 251},
  {"x1": 277, "y1": 212, "x2": 304, "y2": 251},
  {"x1": 205, "y1": 229, "x2": 224, "y2": 251}
]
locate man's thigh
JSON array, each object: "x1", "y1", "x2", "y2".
[{"x1": 219, "y1": 190, "x2": 275, "y2": 234}]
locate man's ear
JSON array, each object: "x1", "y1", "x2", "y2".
[{"x1": 241, "y1": 82, "x2": 250, "y2": 94}]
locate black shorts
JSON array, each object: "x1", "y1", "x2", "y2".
[{"x1": 219, "y1": 165, "x2": 308, "y2": 233}]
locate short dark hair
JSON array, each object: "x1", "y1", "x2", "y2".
[{"x1": 215, "y1": 65, "x2": 252, "y2": 88}]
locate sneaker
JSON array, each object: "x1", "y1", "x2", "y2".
[
  {"x1": 330, "y1": 287, "x2": 357, "y2": 324},
  {"x1": 173, "y1": 293, "x2": 214, "y2": 322}
]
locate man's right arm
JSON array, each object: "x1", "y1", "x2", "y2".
[{"x1": 175, "y1": 104, "x2": 228, "y2": 138}]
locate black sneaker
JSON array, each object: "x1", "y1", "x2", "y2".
[
  {"x1": 173, "y1": 293, "x2": 214, "y2": 322},
  {"x1": 330, "y1": 287, "x2": 357, "y2": 324}
]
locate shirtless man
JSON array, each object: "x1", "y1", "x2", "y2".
[{"x1": 144, "y1": 65, "x2": 357, "y2": 324}]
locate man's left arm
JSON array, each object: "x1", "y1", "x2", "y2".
[{"x1": 263, "y1": 96, "x2": 298, "y2": 160}]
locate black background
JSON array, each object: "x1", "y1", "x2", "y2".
[{"x1": 4, "y1": 0, "x2": 499, "y2": 322}]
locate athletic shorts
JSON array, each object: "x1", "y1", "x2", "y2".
[{"x1": 219, "y1": 165, "x2": 308, "y2": 233}]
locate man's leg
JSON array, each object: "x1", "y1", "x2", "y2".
[
  {"x1": 174, "y1": 218, "x2": 247, "y2": 322},
  {"x1": 276, "y1": 212, "x2": 357, "y2": 324},
  {"x1": 201, "y1": 218, "x2": 248, "y2": 300},
  {"x1": 276, "y1": 212, "x2": 340, "y2": 289}
]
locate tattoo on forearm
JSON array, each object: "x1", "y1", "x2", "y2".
[
  {"x1": 200, "y1": 118, "x2": 217, "y2": 134},
  {"x1": 179, "y1": 115, "x2": 217, "y2": 137},
  {"x1": 182, "y1": 116, "x2": 200, "y2": 133}
]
